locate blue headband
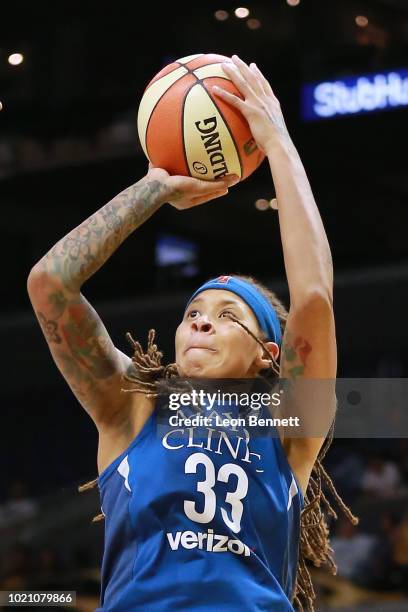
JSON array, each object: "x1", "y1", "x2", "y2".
[{"x1": 185, "y1": 276, "x2": 282, "y2": 345}]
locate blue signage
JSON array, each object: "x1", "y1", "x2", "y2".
[{"x1": 302, "y1": 69, "x2": 408, "y2": 120}]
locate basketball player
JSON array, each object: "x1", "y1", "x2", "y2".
[{"x1": 27, "y1": 55, "x2": 356, "y2": 610}]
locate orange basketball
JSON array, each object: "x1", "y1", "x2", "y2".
[{"x1": 137, "y1": 53, "x2": 265, "y2": 182}]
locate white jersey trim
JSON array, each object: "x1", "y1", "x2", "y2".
[
  {"x1": 287, "y1": 475, "x2": 299, "y2": 511},
  {"x1": 117, "y1": 456, "x2": 131, "y2": 492}
]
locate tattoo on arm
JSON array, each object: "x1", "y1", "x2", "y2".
[
  {"x1": 36, "y1": 289, "x2": 118, "y2": 379},
  {"x1": 41, "y1": 180, "x2": 166, "y2": 292},
  {"x1": 281, "y1": 329, "x2": 312, "y2": 379},
  {"x1": 61, "y1": 303, "x2": 116, "y2": 378},
  {"x1": 54, "y1": 349, "x2": 101, "y2": 404},
  {"x1": 48, "y1": 289, "x2": 68, "y2": 317},
  {"x1": 37, "y1": 313, "x2": 62, "y2": 344}
]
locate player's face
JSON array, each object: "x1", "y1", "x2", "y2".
[{"x1": 175, "y1": 289, "x2": 266, "y2": 378}]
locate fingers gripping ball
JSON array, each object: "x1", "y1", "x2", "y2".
[{"x1": 137, "y1": 53, "x2": 265, "y2": 182}]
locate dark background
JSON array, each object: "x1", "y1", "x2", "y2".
[{"x1": 1, "y1": 1, "x2": 408, "y2": 609}]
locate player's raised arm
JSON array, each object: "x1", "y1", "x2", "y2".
[
  {"x1": 213, "y1": 55, "x2": 336, "y2": 483},
  {"x1": 27, "y1": 167, "x2": 238, "y2": 431}
]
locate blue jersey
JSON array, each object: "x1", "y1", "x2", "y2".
[{"x1": 96, "y1": 400, "x2": 303, "y2": 611}]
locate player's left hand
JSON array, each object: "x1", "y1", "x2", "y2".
[{"x1": 213, "y1": 55, "x2": 290, "y2": 155}]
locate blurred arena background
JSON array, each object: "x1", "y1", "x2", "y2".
[{"x1": 1, "y1": 1, "x2": 408, "y2": 610}]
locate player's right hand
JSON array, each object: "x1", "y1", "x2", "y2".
[{"x1": 145, "y1": 162, "x2": 240, "y2": 210}]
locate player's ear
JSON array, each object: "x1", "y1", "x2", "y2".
[{"x1": 254, "y1": 341, "x2": 279, "y2": 371}]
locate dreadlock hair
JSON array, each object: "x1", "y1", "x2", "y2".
[{"x1": 79, "y1": 273, "x2": 358, "y2": 610}]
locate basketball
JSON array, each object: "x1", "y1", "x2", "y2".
[{"x1": 137, "y1": 53, "x2": 265, "y2": 182}]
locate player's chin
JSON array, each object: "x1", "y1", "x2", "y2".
[{"x1": 178, "y1": 355, "x2": 222, "y2": 379}]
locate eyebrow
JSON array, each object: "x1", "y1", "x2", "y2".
[{"x1": 188, "y1": 297, "x2": 243, "y2": 310}]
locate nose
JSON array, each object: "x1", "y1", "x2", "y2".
[{"x1": 191, "y1": 314, "x2": 214, "y2": 333}]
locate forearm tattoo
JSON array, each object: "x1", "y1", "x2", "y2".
[{"x1": 39, "y1": 180, "x2": 166, "y2": 292}]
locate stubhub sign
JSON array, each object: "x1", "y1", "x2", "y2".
[{"x1": 302, "y1": 69, "x2": 408, "y2": 120}]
